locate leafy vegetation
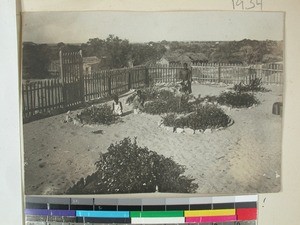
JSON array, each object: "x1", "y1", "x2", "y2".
[
  {"x1": 22, "y1": 43, "x2": 52, "y2": 79},
  {"x1": 78, "y1": 104, "x2": 116, "y2": 125},
  {"x1": 66, "y1": 137, "x2": 198, "y2": 194},
  {"x1": 126, "y1": 88, "x2": 177, "y2": 104},
  {"x1": 218, "y1": 91, "x2": 259, "y2": 108},
  {"x1": 162, "y1": 105, "x2": 232, "y2": 131},
  {"x1": 233, "y1": 78, "x2": 269, "y2": 92},
  {"x1": 23, "y1": 37, "x2": 283, "y2": 79},
  {"x1": 127, "y1": 87, "x2": 234, "y2": 131}
]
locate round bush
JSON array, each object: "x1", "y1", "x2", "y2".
[
  {"x1": 126, "y1": 88, "x2": 175, "y2": 105},
  {"x1": 66, "y1": 137, "x2": 198, "y2": 194},
  {"x1": 233, "y1": 78, "x2": 269, "y2": 92},
  {"x1": 79, "y1": 104, "x2": 116, "y2": 125},
  {"x1": 217, "y1": 91, "x2": 259, "y2": 108},
  {"x1": 162, "y1": 104, "x2": 232, "y2": 131},
  {"x1": 143, "y1": 100, "x2": 178, "y2": 115}
]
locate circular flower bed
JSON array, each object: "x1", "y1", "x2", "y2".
[
  {"x1": 217, "y1": 91, "x2": 259, "y2": 108},
  {"x1": 78, "y1": 104, "x2": 116, "y2": 125},
  {"x1": 162, "y1": 104, "x2": 233, "y2": 132}
]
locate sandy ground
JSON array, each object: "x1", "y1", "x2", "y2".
[{"x1": 23, "y1": 83, "x2": 283, "y2": 195}]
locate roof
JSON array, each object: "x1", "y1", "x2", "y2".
[
  {"x1": 83, "y1": 56, "x2": 101, "y2": 65},
  {"x1": 163, "y1": 52, "x2": 183, "y2": 62},
  {"x1": 161, "y1": 52, "x2": 208, "y2": 63}
]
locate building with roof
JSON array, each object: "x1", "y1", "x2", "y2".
[
  {"x1": 157, "y1": 52, "x2": 208, "y2": 66},
  {"x1": 48, "y1": 56, "x2": 105, "y2": 76},
  {"x1": 82, "y1": 56, "x2": 102, "y2": 74}
]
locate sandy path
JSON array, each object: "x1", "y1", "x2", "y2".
[{"x1": 23, "y1": 84, "x2": 282, "y2": 195}]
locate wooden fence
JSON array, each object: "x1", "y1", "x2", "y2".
[
  {"x1": 22, "y1": 79, "x2": 63, "y2": 119},
  {"x1": 147, "y1": 66, "x2": 182, "y2": 84},
  {"x1": 22, "y1": 63, "x2": 283, "y2": 121},
  {"x1": 83, "y1": 66, "x2": 147, "y2": 102},
  {"x1": 22, "y1": 66, "x2": 148, "y2": 121},
  {"x1": 191, "y1": 63, "x2": 283, "y2": 85},
  {"x1": 147, "y1": 63, "x2": 283, "y2": 85}
]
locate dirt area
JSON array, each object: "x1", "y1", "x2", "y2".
[{"x1": 23, "y1": 83, "x2": 283, "y2": 195}]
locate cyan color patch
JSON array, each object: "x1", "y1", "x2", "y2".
[{"x1": 76, "y1": 210, "x2": 130, "y2": 218}]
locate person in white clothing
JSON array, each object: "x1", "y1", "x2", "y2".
[{"x1": 112, "y1": 94, "x2": 123, "y2": 116}]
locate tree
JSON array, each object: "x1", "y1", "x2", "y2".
[
  {"x1": 130, "y1": 42, "x2": 166, "y2": 66},
  {"x1": 104, "y1": 35, "x2": 131, "y2": 68},
  {"x1": 82, "y1": 35, "x2": 131, "y2": 68},
  {"x1": 22, "y1": 43, "x2": 51, "y2": 79},
  {"x1": 240, "y1": 45, "x2": 254, "y2": 65}
]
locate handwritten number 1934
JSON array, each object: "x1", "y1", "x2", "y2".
[{"x1": 232, "y1": 0, "x2": 262, "y2": 10}]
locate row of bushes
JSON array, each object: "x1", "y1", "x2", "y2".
[
  {"x1": 66, "y1": 137, "x2": 198, "y2": 194},
  {"x1": 72, "y1": 87, "x2": 258, "y2": 128},
  {"x1": 133, "y1": 87, "x2": 258, "y2": 131}
]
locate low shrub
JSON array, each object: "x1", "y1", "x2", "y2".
[
  {"x1": 162, "y1": 113, "x2": 178, "y2": 127},
  {"x1": 79, "y1": 104, "x2": 116, "y2": 125},
  {"x1": 126, "y1": 87, "x2": 170, "y2": 104},
  {"x1": 143, "y1": 94, "x2": 196, "y2": 115},
  {"x1": 233, "y1": 78, "x2": 269, "y2": 92},
  {"x1": 144, "y1": 99, "x2": 179, "y2": 115},
  {"x1": 157, "y1": 89, "x2": 177, "y2": 101},
  {"x1": 162, "y1": 104, "x2": 232, "y2": 131},
  {"x1": 218, "y1": 91, "x2": 259, "y2": 108},
  {"x1": 66, "y1": 137, "x2": 198, "y2": 194}
]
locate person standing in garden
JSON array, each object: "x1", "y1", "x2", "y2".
[{"x1": 179, "y1": 62, "x2": 192, "y2": 94}]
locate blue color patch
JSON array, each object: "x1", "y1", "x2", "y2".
[{"x1": 76, "y1": 210, "x2": 130, "y2": 218}]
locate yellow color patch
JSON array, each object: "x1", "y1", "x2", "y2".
[{"x1": 184, "y1": 209, "x2": 236, "y2": 217}]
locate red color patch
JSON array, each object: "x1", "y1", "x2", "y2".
[{"x1": 236, "y1": 208, "x2": 257, "y2": 221}]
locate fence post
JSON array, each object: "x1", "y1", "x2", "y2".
[
  {"x1": 145, "y1": 67, "x2": 150, "y2": 87},
  {"x1": 128, "y1": 69, "x2": 132, "y2": 90},
  {"x1": 79, "y1": 50, "x2": 85, "y2": 104},
  {"x1": 108, "y1": 73, "x2": 112, "y2": 96},
  {"x1": 218, "y1": 63, "x2": 221, "y2": 83},
  {"x1": 59, "y1": 50, "x2": 67, "y2": 109}
]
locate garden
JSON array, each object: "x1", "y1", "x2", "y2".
[{"x1": 23, "y1": 79, "x2": 283, "y2": 195}]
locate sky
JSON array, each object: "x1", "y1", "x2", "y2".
[{"x1": 22, "y1": 11, "x2": 284, "y2": 44}]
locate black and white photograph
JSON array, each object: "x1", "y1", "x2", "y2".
[{"x1": 21, "y1": 11, "x2": 284, "y2": 195}]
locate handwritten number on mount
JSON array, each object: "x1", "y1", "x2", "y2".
[
  {"x1": 246, "y1": 0, "x2": 256, "y2": 9},
  {"x1": 256, "y1": 0, "x2": 263, "y2": 10},
  {"x1": 232, "y1": 0, "x2": 263, "y2": 10},
  {"x1": 236, "y1": 0, "x2": 245, "y2": 9}
]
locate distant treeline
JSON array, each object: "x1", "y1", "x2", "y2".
[{"x1": 22, "y1": 35, "x2": 283, "y2": 79}]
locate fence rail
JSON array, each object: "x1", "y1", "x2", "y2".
[
  {"x1": 192, "y1": 63, "x2": 283, "y2": 85},
  {"x1": 22, "y1": 63, "x2": 283, "y2": 121},
  {"x1": 22, "y1": 79, "x2": 64, "y2": 119},
  {"x1": 22, "y1": 67, "x2": 148, "y2": 121}
]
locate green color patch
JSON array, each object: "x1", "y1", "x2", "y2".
[{"x1": 130, "y1": 211, "x2": 184, "y2": 218}]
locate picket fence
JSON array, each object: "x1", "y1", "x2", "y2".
[
  {"x1": 22, "y1": 63, "x2": 283, "y2": 121},
  {"x1": 149, "y1": 63, "x2": 283, "y2": 85},
  {"x1": 22, "y1": 66, "x2": 148, "y2": 121}
]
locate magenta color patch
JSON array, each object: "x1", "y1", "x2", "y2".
[{"x1": 186, "y1": 215, "x2": 237, "y2": 223}]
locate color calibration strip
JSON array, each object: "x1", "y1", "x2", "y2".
[{"x1": 25, "y1": 195, "x2": 257, "y2": 224}]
